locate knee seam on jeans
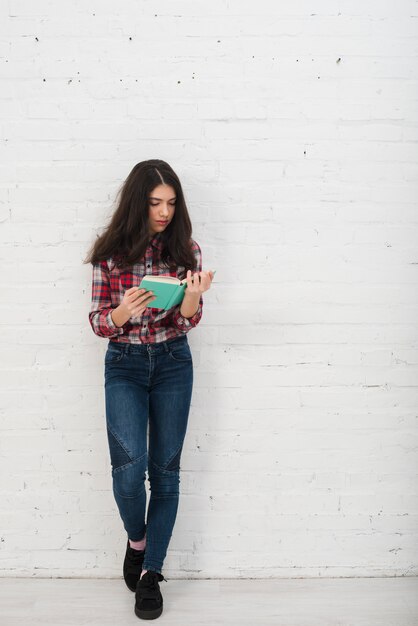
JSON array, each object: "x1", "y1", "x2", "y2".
[
  {"x1": 112, "y1": 450, "x2": 148, "y2": 475},
  {"x1": 107, "y1": 425, "x2": 133, "y2": 462},
  {"x1": 148, "y1": 449, "x2": 182, "y2": 474},
  {"x1": 165, "y1": 444, "x2": 183, "y2": 471}
]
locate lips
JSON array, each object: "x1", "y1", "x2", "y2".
[{"x1": 156, "y1": 221, "x2": 168, "y2": 224}]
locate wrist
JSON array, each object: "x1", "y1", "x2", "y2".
[
  {"x1": 183, "y1": 291, "x2": 200, "y2": 302},
  {"x1": 111, "y1": 303, "x2": 130, "y2": 327},
  {"x1": 180, "y1": 291, "x2": 200, "y2": 318}
]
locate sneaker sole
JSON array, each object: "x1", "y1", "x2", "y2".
[{"x1": 134, "y1": 603, "x2": 163, "y2": 620}]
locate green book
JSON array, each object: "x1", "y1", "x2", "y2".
[{"x1": 139, "y1": 271, "x2": 216, "y2": 310}]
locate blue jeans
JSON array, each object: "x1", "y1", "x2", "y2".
[{"x1": 104, "y1": 334, "x2": 194, "y2": 574}]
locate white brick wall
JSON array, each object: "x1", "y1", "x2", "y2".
[{"x1": 0, "y1": 0, "x2": 417, "y2": 578}]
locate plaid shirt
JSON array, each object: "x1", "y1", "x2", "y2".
[{"x1": 88, "y1": 232, "x2": 203, "y2": 344}]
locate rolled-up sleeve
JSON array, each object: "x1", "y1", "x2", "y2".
[
  {"x1": 88, "y1": 261, "x2": 126, "y2": 338},
  {"x1": 171, "y1": 240, "x2": 204, "y2": 332}
]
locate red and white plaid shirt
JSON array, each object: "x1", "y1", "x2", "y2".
[{"x1": 88, "y1": 232, "x2": 203, "y2": 344}]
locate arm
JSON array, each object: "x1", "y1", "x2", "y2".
[
  {"x1": 171, "y1": 240, "x2": 204, "y2": 332},
  {"x1": 88, "y1": 261, "x2": 127, "y2": 338}
]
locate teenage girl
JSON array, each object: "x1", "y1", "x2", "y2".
[{"x1": 84, "y1": 159, "x2": 214, "y2": 620}]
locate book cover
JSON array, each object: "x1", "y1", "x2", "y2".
[
  {"x1": 138, "y1": 271, "x2": 216, "y2": 310},
  {"x1": 138, "y1": 275, "x2": 188, "y2": 310}
]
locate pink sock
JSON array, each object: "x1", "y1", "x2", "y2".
[
  {"x1": 140, "y1": 569, "x2": 148, "y2": 579},
  {"x1": 129, "y1": 535, "x2": 146, "y2": 551}
]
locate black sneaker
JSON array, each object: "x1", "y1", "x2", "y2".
[
  {"x1": 123, "y1": 539, "x2": 145, "y2": 592},
  {"x1": 135, "y1": 570, "x2": 167, "y2": 620}
]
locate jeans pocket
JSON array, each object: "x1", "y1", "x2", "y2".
[
  {"x1": 105, "y1": 344, "x2": 125, "y2": 363},
  {"x1": 168, "y1": 341, "x2": 192, "y2": 362}
]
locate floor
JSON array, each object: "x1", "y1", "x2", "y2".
[{"x1": 0, "y1": 576, "x2": 417, "y2": 625}]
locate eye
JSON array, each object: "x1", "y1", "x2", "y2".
[{"x1": 150, "y1": 202, "x2": 175, "y2": 207}]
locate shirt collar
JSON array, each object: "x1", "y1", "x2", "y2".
[
  {"x1": 150, "y1": 231, "x2": 164, "y2": 251},
  {"x1": 108, "y1": 233, "x2": 163, "y2": 270}
]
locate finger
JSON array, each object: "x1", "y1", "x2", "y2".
[
  {"x1": 133, "y1": 296, "x2": 155, "y2": 315},
  {"x1": 186, "y1": 270, "x2": 193, "y2": 288},
  {"x1": 201, "y1": 276, "x2": 210, "y2": 290},
  {"x1": 128, "y1": 288, "x2": 145, "y2": 300},
  {"x1": 134, "y1": 289, "x2": 153, "y2": 302},
  {"x1": 133, "y1": 293, "x2": 155, "y2": 309},
  {"x1": 188, "y1": 273, "x2": 197, "y2": 291}
]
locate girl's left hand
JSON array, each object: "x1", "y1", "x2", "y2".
[{"x1": 185, "y1": 270, "x2": 214, "y2": 295}]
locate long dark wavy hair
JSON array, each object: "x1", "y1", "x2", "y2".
[{"x1": 83, "y1": 159, "x2": 198, "y2": 279}]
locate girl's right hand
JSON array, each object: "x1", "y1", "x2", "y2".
[{"x1": 121, "y1": 286, "x2": 156, "y2": 318}]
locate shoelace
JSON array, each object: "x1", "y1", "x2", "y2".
[{"x1": 137, "y1": 572, "x2": 167, "y2": 599}]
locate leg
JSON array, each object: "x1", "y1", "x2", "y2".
[
  {"x1": 105, "y1": 372, "x2": 149, "y2": 541},
  {"x1": 143, "y1": 353, "x2": 193, "y2": 573}
]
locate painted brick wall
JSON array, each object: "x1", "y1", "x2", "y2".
[{"x1": 1, "y1": 0, "x2": 417, "y2": 578}]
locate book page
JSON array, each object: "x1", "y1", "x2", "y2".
[{"x1": 143, "y1": 275, "x2": 181, "y2": 285}]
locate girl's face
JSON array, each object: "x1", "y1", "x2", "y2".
[{"x1": 148, "y1": 184, "x2": 176, "y2": 236}]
